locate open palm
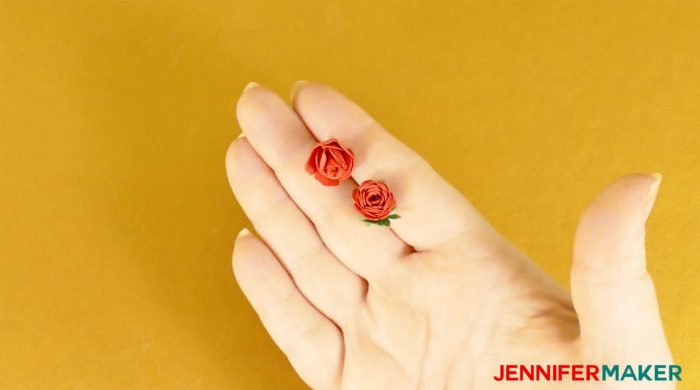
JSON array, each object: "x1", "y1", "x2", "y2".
[{"x1": 226, "y1": 82, "x2": 673, "y2": 389}]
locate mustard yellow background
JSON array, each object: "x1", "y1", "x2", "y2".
[{"x1": 1, "y1": 1, "x2": 699, "y2": 388}]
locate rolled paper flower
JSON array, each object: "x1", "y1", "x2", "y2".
[
  {"x1": 352, "y1": 180, "x2": 400, "y2": 226},
  {"x1": 305, "y1": 138, "x2": 355, "y2": 186}
]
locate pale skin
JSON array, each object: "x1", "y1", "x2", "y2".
[{"x1": 226, "y1": 82, "x2": 674, "y2": 389}]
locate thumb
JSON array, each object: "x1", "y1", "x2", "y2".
[{"x1": 571, "y1": 173, "x2": 671, "y2": 362}]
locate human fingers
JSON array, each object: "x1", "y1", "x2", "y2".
[
  {"x1": 233, "y1": 230, "x2": 343, "y2": 389},
  {"x1": 291, "y1": 82, "x2": 493, "y2": 251},
  {"x1": 226, "y1": 138, "x2": 365, "y2": 324},
  {"x1": 237, "y1": 83, "x2": 408, "y2": 279}
]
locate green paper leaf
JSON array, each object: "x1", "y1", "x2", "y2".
[
  {"x1": 388, "y1": 214, "x2": 401, "y2": 220},
  {"x1": 361, "y1": 217, "x2": 392, "y2": 227}
]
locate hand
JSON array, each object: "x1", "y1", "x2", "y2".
[{"x1": 225, "y1": 82, "x2": 673, "y2": 389}]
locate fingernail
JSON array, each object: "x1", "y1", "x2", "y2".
[
  {"x1": 237, "y1": 228, "x2": 252, "y2": 239},
  {"x1": 290, "y1": 80, "x2": 309, "y2": 101},
  {"x1": 649, "y1": 173, "x2": 662, "y2": 199},
  {"x1": 645, "y1": 173, "x2": 662, "y2": 215},
  {"x1": 237, "y1": 132, "x2": 246, "y2": 139},
  {"x1": 244, "y1": 81, "x2": 260, "y2": 92}
]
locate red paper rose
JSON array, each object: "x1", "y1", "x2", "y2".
[
  {"x1": 352, "y1": 180, "x2": 400, "y2": 226},
  {"x1": 305, "y1": 138, "x2": 355, "y2": 186}
]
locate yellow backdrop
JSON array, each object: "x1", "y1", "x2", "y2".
[{"x1": 1, "y1": 1, "x2": 698, "y2": 388}]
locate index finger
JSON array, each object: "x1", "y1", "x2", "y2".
[{"x1": 292, "y1": 82, "x2": 492, "y2": 251}]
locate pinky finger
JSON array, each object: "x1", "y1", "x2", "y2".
[{"x1": 233, "y1": 228, "x2": 343, "y2": 389}]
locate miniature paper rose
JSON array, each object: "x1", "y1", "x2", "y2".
[
  {"x1": 305, "y1": 138, "x2": 355, "y2": 186},
  {"x1": 352, "y1": 180, "x2": 400, "y2": 226}
]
